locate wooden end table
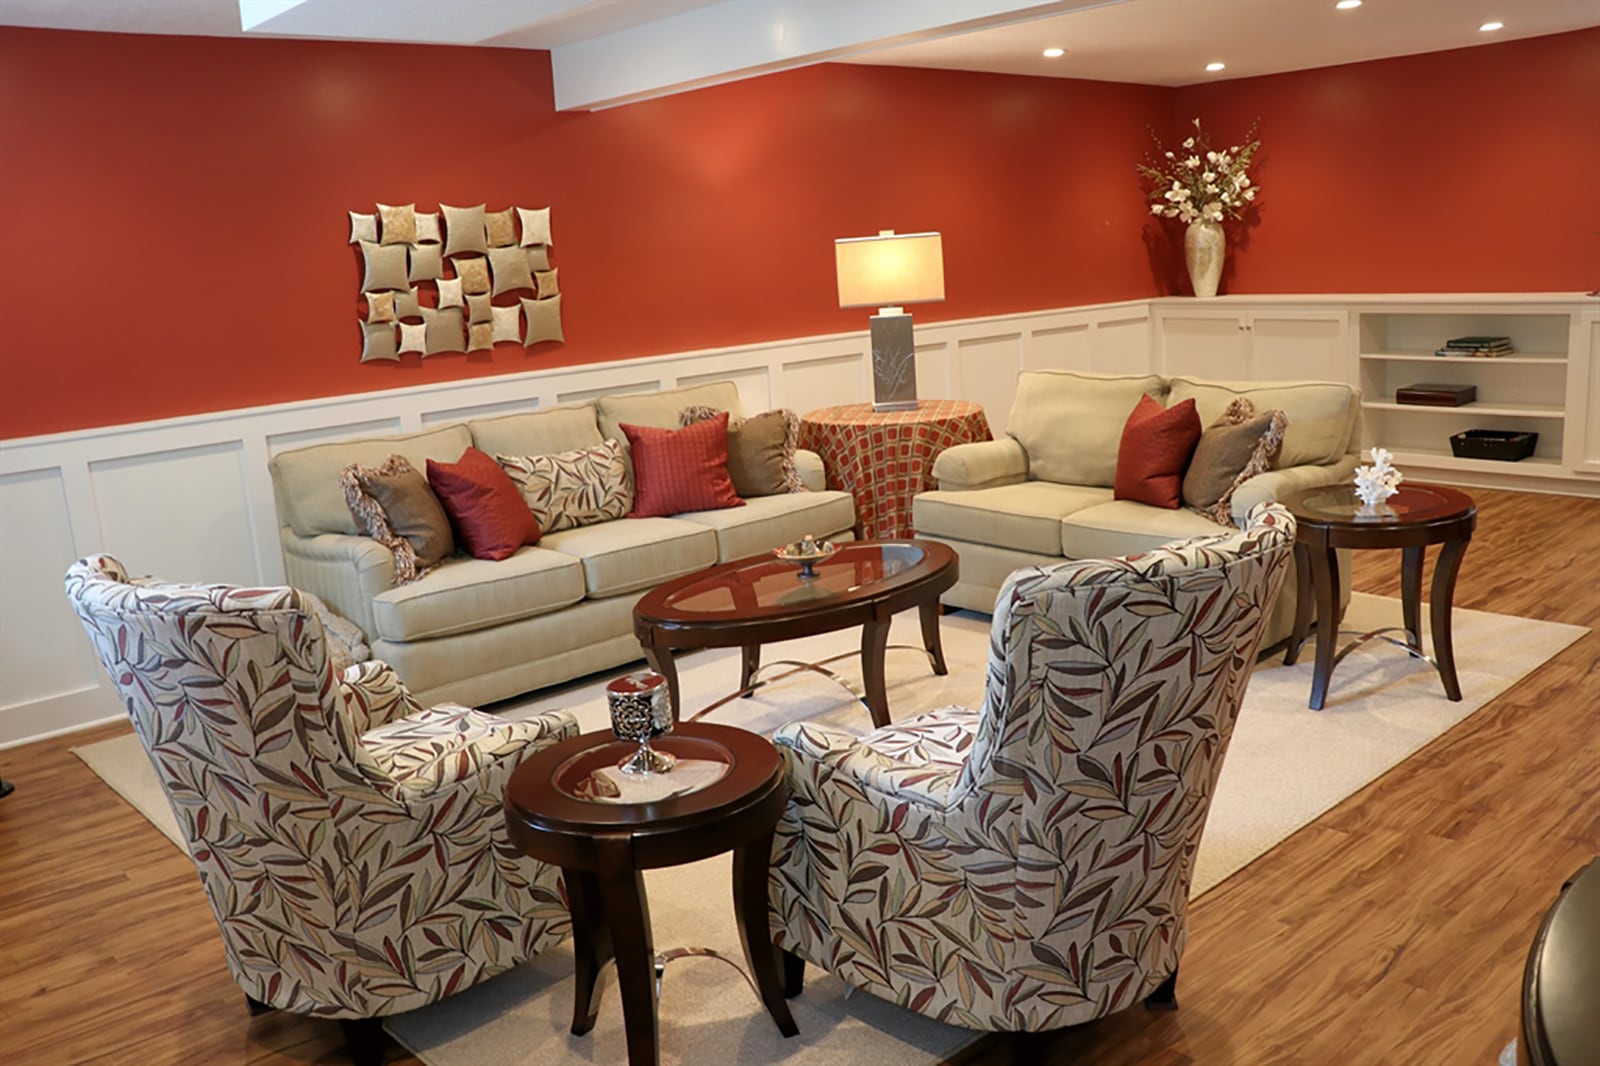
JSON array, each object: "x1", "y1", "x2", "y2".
[
  {"x1": 503, "y1": 722, "x2": 797, "y2": 1066},
  {"x1": 632, "y1": 539, "x2": 958, "y2": 728},
  {"x1": 1519, "y1": 858, "x2": 1600, "y2": 1066},
  {"x1": 1282, "y1": 482, "x2": 1476, "y2": 710}
]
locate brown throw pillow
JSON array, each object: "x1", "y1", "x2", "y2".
[
  {"x1": 1183, "y1": 398, "x2": 1289, "y2": 525},
  {"x1": 679, "y1": 405, "x2": 805, "y2": 496},
  {"x1": 340, "y1": 455, "x2": 455, "y2": 584}
]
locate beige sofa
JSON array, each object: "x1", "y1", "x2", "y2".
[
  {"x1": 268, "y1": 381, "x2": 856, "y2": 708},
  {"x1": 913, "y1": 371, "x2": 1362, "y2": 644}
]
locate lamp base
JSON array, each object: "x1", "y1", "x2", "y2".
[{"x1": 869, "y1": 312, "x2": 919, "y2": 411}]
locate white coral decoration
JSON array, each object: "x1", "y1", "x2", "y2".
[{"x1": 1353, "y1": 446, "x2": 1403, "y2": 509}]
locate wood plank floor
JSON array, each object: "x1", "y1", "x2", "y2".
[{"x1": 1, "y1": 487, "x2": 1595, "y2": 1065}]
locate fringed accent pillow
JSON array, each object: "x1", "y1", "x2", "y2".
[
  {"x1": 339, "y1": 455, "x2": 455, "y2": 585},
  {"x1": 679, "y1": 404, "x2": 805, "y2": 496},
  {"x1": 1183, "y1": 397, "x2": 1289, "y2": 526}
]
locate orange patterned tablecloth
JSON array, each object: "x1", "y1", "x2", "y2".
[{"x1": 799, "y1": 400, "x2": 992, "y2": 541}]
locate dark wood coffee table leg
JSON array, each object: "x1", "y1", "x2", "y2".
[
  {"x1": 565, "y1": 868, "x2": 613, "y2": 1035},
  {"x1": 1308, "y1": 540, "x2": 1341, "y2": 711},
  {"x1": 740, "y1": 644, "x2": 761, "y2": 697},
  {"x1": 592, "y1": 834, "x2": 659, "y2": 1066},
  {"x1": 860, "y1": 615, "x2": 892, "y2": 728},
  {"x1": 643, "y1": 646, "x2": 681, "y2": 723},
  {"x1": 918, "y1": 600, "x2": 948, "y2": 676},
  {"x1": 732, "y1": 825, "x2": 799, "y2": 1038},
  {"x1": 1284, "y1": 542, "x2": 1313, "y2": 666},
  {"x1": 1430, "y1": 535, "x2": 1470, "y2": 701},
  {"x1": 1400, "y1": 545, "x2": 1425, "y2": 649}
]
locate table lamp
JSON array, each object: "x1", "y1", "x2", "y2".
[{"x1": 835, "y1": 230, "x2": 944, "y2": 411}]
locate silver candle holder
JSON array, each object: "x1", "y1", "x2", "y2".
[{"x1": 606, "y1": 671, "x2": 676, "y2": 775}]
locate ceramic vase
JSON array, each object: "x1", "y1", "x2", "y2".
[{"x1": 1184, "y1": 219, "x2": 1225, "y2": 298}]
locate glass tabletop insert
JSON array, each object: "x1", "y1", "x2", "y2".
[{"x1": 662, "y1": 541, "x2": 929, "y2": 616}]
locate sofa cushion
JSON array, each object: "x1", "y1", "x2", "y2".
[
  {"x1": 913, "y1": 482, "x2": 1113, "y2": 556},
  {"x1": 539, "y1": 518, "x2": 719, "y2": 598},
  {"x1": 466, "y1": 402, "x2": 603, "y2": 459},
  {"x1": 1166, "y1": 376, "x2": 1357, "y2": 468},
  {"x1": 596, "y1": 381, "x2": 745, "y2": 447},
  {"x1": 675, "y1": 490, "x2": 857, "y2": 562},
  {"x1": 1113, "y1": 395, "x2": 1201, "y2": 509},
  {"x1": 1006, "y1": 370, "x2": 1166, "y2": 487},
  {"x1": 271, "y1": 424, "x2": 473, "y2": 538},
  {"x1": 1059, "y1": 500, "x2": 1232, "y2": 561},
  {"x1": 369, "y1": 546, "x2": 585, "y2": 642}
]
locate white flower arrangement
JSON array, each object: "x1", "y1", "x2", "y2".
[
  {"x1": 1138, "y1": 117, "x2": 1261, "y2": 225},
  {"x1": 1353, "y1": 446, "x2": 1403, "y2": 510}
]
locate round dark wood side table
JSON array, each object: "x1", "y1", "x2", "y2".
[
  {"x1": 1519, "y1": 858, "x2": 1600, "y2": 1066},
  {"x1": 503, "y1": 722, "x2": 797, "y2": 1066},
  {"x1": 1281, "y1": 482, "x2": 1476, "y2": 710}
]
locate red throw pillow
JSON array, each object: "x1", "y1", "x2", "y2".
[
  {"x1": 621, "y1": 412, "x2": 745, "y2": 518},
  {"x1": 425, "y1": 447, "x2": 541, "y2": 560},
  {"x1": 1113, "y1": 394, "x2": 1203, "y2": 509}
]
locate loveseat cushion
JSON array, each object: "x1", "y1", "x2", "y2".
[
  {"x1": 539, "y1": 518, "x2": 719, "y2": 598},
  {"x1": 596, "y1": 382, "x2": 744, "y2": 447},
  {"x1": 466, "y1": 402, "x2": 604, "y2": 459},
  {"x1": 369, "y1": 546, "x2": 585, "y2": 642},
  {"x1": 1059, "y1": 500, "x2": 1233, "y2": 560},
  {"x1": 1006, "y1": 371, "x2": 1166, "y2": 487},
  {"x1": 676, "y1": 490, "x2": 857, "y2": 562},
  {"x1": 913, "y1": 482, "x2": 1112, "y2": 556},
  {"x1": 271, "y1": 424, "x2": 473, "y2": 538},
  {"x1": 1166, "y1": 377, "x2": 1358, "y2": 468}
]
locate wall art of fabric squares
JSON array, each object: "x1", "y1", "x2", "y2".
[
  {"x1": 467, "y1": 320, "x2": 494, "y2": 351},
  {"x1": 442, "y1": 203, "x2": 488, "y2": 257},
  {"x1": 535, "y1": 268, "x2": 560, "y2": 298},
  {"x1": 518, "y1": 206, "x2": 552, "y2": 247},
  {"x1": 485, "y1": 208, "x2": 516, "y2": 248},
  {"x1": 360, "y1": 240, "x2": 411, "y2": 292},
  {"x1": 408, "y1": 242, "x2": 444, "y2": 283},
  {"x1": 466, "y1": 293, "x2": 493, "y2": 324},
  {"x1": 525, "y1": 245, "x2": 550, "y2": 271},
  {"x1": 364, "y1": 291, "x2": 396, "y2": 324},
  {"x1": 489, "y1": 246, "x2": 535, "y2": 296},
  {"x1": 361, "y1": 321, "x2": 398, "y2": 362},
  {"x1": 377, "y1": 202, "x2": 418, "y2": 245},
  {"x1": 422, "y1": 306, "x2": 464, "y2": 356},
  {"x1": 520, "y1": 293, "x2": 564, "y2": 345},
  {"x1": 491, "y1": 303, "x2": 522, "y2": 344},
  {"x1": 436, "y1": 276, "x2": 463, "y2": 309},
  {"x1": 456, "y1": 256, "x2": 491, "y2": 295},
  {"x1": 393, "y1": 287, "x2": 423, "y2": 321},
  {"x1": 349, "y1": 211, "x2": 377, "y2": 244},
  {"x1": 398, "y1": 320, "x2": 427, "y2": 355},
  {"x1": 415, "y1": 211, "x2": 441, "y2": 243}
]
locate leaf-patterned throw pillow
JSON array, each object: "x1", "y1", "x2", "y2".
[
  {"x1": 679, "y1": 404, "x2": 806, "y2": 495},
  {"x1": 1184, "y1": 397, "x2": 1289, "y2": 526},
  {"x1": 497, "y1": 439, "x2": 633, "y2": 533}
]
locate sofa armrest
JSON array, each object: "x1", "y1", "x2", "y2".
[
  {"x1": 794, "y1": 448, "x2": 826, "y2": 492},
  {"x1": 279, "y1": 527, "x2": 393, "y2": 642},
  {"x1": 931, "y1": 438, "x2": 1029, "y2": 491},
  {"x1": 1230, "y1": 455, "x2": 1361, "y2": 524}
]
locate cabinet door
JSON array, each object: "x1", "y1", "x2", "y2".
[
  {"x1": 1247, "y1": 311, "x2": 1349, "y2": 383},
  {"x1": 1157, "y1": 311, "x2": 1250, "y2": 379}
]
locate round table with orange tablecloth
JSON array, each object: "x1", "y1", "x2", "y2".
[{"x1": 799, "y1": 400, "x2": 992, "y2": 541}]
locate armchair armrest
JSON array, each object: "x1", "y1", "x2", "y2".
[
  {"x1": 931, "y1": 438, "x2": 1029, "y2": 491},
  {"x1": 774, "y1": 714, "x2": 970, "y2": 810},
  {"x1": 358, "y1": 703, "x2": 579, "y2": 804},
  {"x1": 279, "y1": 527, "x2": 393, "y2": 640},
  {"x1": 340, "y1": 660, "x2": 426, "y2": 733},
  {"x1": 1229, "y1": 455, "x2": 1360, "y2": 524},
  {"x1": 794, "y1": 448, "x2": 826, "y2": 492}
]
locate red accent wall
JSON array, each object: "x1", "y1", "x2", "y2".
[
  {"x1": 0, "y1": 28, "x2": 1167, "y2": 438},
  {"x1": 1166, "y1": 28, "x2": 1600, "y2": 295}
]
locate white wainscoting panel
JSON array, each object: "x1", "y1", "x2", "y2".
[{"x1": 954, "y1": 333, "x2": 1023, "y2": 426}]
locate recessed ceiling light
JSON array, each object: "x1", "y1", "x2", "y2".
[
  {"x1": 1335, "y1": 0, "x2": 1362, "y2": 9},
  {"x1": 1042, "y1": 47, "x2": 1065, "y2": 58},
  {"x1": 1205, "y1": 62, "x2": 1226, "y2": 72},
  {"x1": 1480, "y1": 21, "x2": 1504, "y2": 31}
]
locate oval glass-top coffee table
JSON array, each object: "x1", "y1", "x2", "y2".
[{"x1": 632, "y1": 539, "x2": 958, "y2": 728}]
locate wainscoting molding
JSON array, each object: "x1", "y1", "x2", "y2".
[{"x1": 0, "y1": 300, "x2": 1152, "y2": 747}]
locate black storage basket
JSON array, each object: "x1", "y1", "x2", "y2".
[{"x1": 1449, "y1": 430, "x2": 1538, "y2": 462}]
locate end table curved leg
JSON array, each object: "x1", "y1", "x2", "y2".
[
  {"x1": 740, "y1": 644, "x2": 761, "y2": 697},
  {"x1": 565, "y1": 868, "x2": 612, "y2": 1036},
  {"x1": 860, "y1": 616, "x2": 892, "y2": 728},
  {"x1": 644, "y1": 647, "x2": 681, "y2": 723},
  {"x1": 593, "y1": 836, "x2": 658, "y2": 1066},
  {"x1": 1430, "y1": 536, "x2": 1470, "y2": 701},
  {"x1": 732, "y1": 827, "x2": 799, "y2": 1038},
  {"x1": 1309, "y1": 542, "x2": 1341, "y2": 711},
  {"x1": 1284, "y1": 543, "x2": 1313, "y2": 666},
  {"x1": 1400, "y1": 545, "x2": 1425, "y2": 650},
  {"x1": 918, "y1": 600, "x2": 948, "y2": 676}
]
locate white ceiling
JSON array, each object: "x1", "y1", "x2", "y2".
[{"x1": 3, "y1": 0, "x2": 1596, "y2": 108}]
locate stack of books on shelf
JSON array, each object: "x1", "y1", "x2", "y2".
[{"x1": 1435, "y1": 335, "x2": 1514, "y2": 357}]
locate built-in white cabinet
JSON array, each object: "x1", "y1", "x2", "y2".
[
  {"x1": 1154, "y1": 306, "x2": 1348, "y2": 383},
  {"x1": 1569, "y1": 310, "x2": 1600, "y2": 476}
]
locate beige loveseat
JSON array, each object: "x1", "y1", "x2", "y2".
[
  {"x1": 913, "y1": 371, "x2": 1363, "y2": 644},
  {"x1": 268, "y1": 382, "x2": 856, "y2": 708}
]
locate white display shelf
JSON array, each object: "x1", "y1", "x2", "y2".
[
  {"x1": 1358, "y1": 352, "x2": 1567, "y2": 366},
  {"x1": 1363, "y1": 400, "x2": 1566, "y2": 419},
  {"x1": 1386, "y1": 447, "x2": 1565, "y2": 475}
]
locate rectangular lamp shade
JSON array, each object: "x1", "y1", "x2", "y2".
[{"x1": 835, "y1": 231, "x2": 945, "y2": 309}]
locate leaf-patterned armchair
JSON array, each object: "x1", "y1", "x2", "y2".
[
  {"x1": 768, "y1": 503, "x2": 1296, "y2": 1031},
  {"x1": 64, "y1": 555, "x2": 578, "y2": 1064}
]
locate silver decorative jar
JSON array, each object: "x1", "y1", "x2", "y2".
[{"x1": 606, "y1": 671, "x2": 676, "y2": 775}]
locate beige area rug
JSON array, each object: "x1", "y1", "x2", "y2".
[{"x1": 73, "y1": 594, "x2": 1585, "y2": 1065}]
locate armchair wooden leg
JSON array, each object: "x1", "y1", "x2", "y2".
[
  {"x1": 339, "y1": 1018, "x2": 387, "y2": 1066},
  {"x1": 782, "y1": 948, "x2": 805, "y2": 998},
  {"x1": 1144, "y1": 967, "x2": 1179, "y2": 1011},
  {"x1": 243, "y1": 995, "x2": 273, "y2": 1017}
]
